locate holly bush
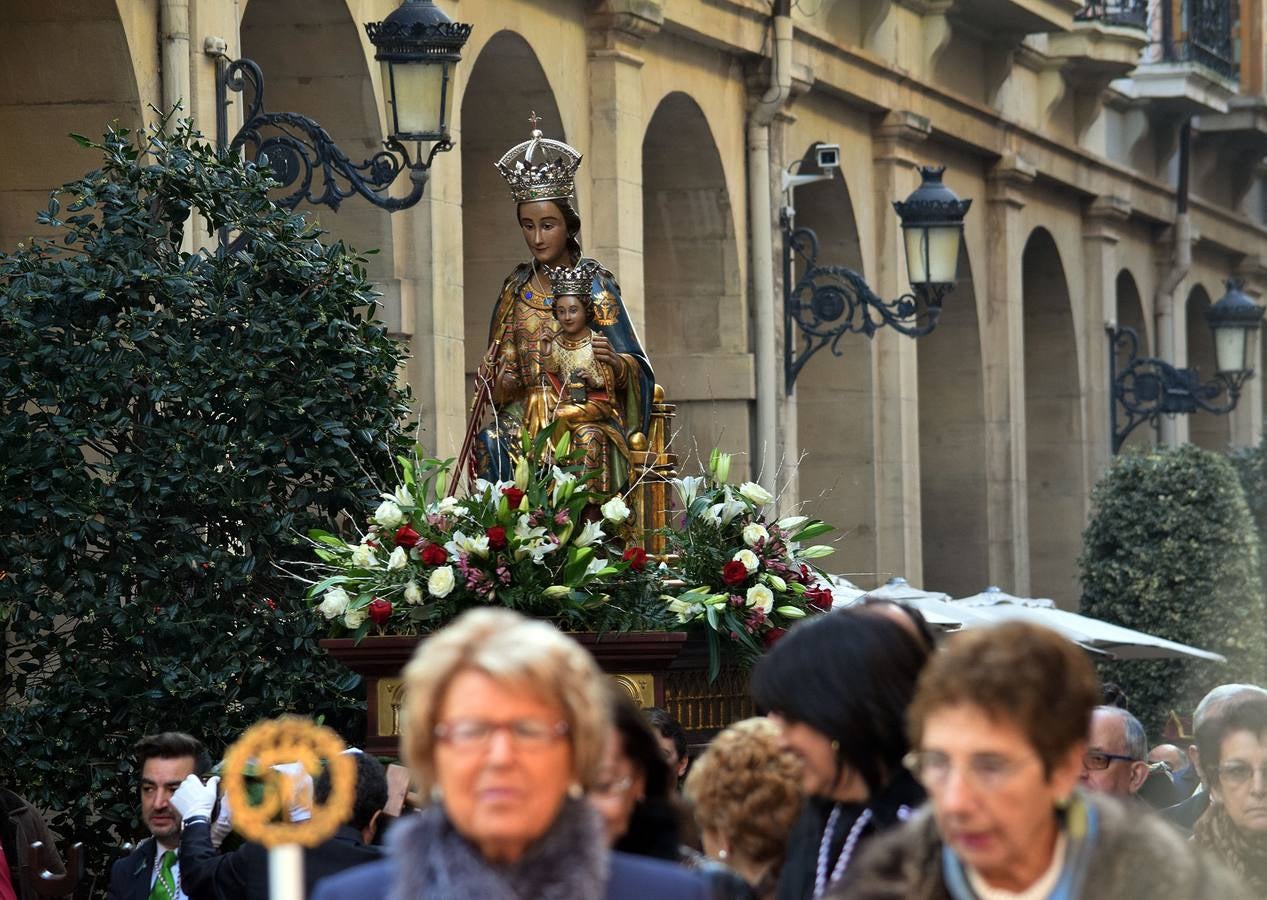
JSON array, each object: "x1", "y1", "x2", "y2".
[
  {"x1": 0, "y1": 117, "x2": 411, "y2": 885},
  {"x1": 1079, "y1": 445, "x2": 1267, "y2": 733}
]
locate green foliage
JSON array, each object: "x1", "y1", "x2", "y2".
[
  {"x1": 0, "y1": 116, "x2": 412, "y2": 879},
  {"x1": 1079, "y1": 444, "x2": 1267, "y2": 734},
  {"x1": 1229, "y1": 435, "x2": 1267, "y2": 587}
]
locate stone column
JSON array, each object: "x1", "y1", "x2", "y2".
[
  {"x1": 1233, "y1": 256, "x2": 1267, "y2": 447},
  {"x1": 585, "y1": 0, "x2": 663, "y2": 335},
  {"x1": 871, "y1": 111, "x2": 930, "y2": 585},
  {"x1": 1082, "y1": 195, "x2": 1131, "y2": 486},
  {"x1": 983, "y1": 154, "x2": 1035, "y2": 594}
]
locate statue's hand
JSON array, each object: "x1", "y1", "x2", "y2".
[{"x1": 592, "y1": 333, "x2": 618, "y2": 368}]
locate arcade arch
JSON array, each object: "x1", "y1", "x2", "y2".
[
  {"x1": 641, "y1": 93, "x2": 746, "y2": 478},
  {"x1": 1023, "y1": 228, "x2": 1085, "y2": 604}
]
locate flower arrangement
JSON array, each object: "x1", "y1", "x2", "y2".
[
  {"x1": 663, "y1": 449, "x2": 837, "y2": 677},
  {"x1": 302, "y1": 430, "x2": 669, "y2": 638}
]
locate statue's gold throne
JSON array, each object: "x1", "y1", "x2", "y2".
[{"x1": 625, "y1": 385, "x2": 677, "y2": 554}]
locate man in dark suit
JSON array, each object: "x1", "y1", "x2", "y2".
[
  {"x1": 106, "y1": 733, "x2": 213, "y2": 900},
  {"x1": 176, "y1": 751, "x2": 387, "y2": 900}
]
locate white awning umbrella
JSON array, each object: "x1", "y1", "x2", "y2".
[
  {"x1": 952, "y1": 586, "x2": 1226, "y2": 663},
  {"x1": 844, "y1": 577, "x2": 997, "y2": 631}
]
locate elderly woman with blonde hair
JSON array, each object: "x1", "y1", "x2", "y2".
[
  {"x1": 313, "y1": 608, "x2": 707, "y2": 900},
  {"x1": 684, "y1": 717, "x2": 804, "y2": 898}
]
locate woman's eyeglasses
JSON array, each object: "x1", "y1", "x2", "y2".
[
  {"x1": 433, "y1": 718, "x2": 569, "y2": 750},
  {"x1": 1217, "y1": 761, "x2": 1267, "y2": 788},
  {"x1": 903, "y1": 750, "x2": 1031, "y2": 792}
]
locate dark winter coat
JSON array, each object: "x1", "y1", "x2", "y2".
[{"x1": 0, "y1": 790, "x2": 64, "y2": 900}]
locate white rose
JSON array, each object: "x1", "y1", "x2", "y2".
[
  {"x1": 343, "y1": 606, "x2": 368, "y2": 629},
  {"x1": 601, "y1": 496, "x2": 631, "y2": 525},
  {"x1": 739, "y1": 482, "x2": 774, "y2": 506},
  {"x1": 733, "y1": 548, "x2": 760, "y2": 574},
  {"x1": 746, "y1": 584, "x2": 774, "y2": 614},
  {"x1": 318, "y1": 587, "x2": 350, "y2": 620},
  {"x1": 742, "y1": 523, "x2": 769, "y2": 547},
  {"x1": 428, "y1": 565, "x2": 456, "y2": 598},
  {"x1": 374, "y1": 500, "x2": 404, "y2": 529},
  {"x1": 403, "y1": 582, "x2": 423, "y2": 605},
  {"x1": 351, "y1": 543, "x2": 376, "y2": 568},
  {"x1": 387, "y1": 546, "x2": 408, "y2": 571}
]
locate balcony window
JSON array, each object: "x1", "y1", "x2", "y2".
[{"x1": 1149, "y1": 0, "x2": 1240, "y2": 82}]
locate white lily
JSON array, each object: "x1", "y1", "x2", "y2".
[
  {"x1": 666, "y1": 597, "x2": 700, "y2": 623},
  {"x1": 551, "y1": 467, "x2": 577, "y2": 505},
  {"x1": 445, "y1": 530, "x2": 490, "y2": 559},
  {"x1": 514, "y1": 514, "x2": 549, "y2": 542},
  {"x1": 739, "y1": 481, "x2": 774, "y2": 506},
  {"x1": 585, "y1": 556, "x2": 609, "y2": 578},
  {"x1": 673, "y1": 475, "x2": 707, "y2": 508},
  {"x1": 574, "y1": 520, "x2": 606, "y2": 547},
  {"x1": 708, "y1": 489, "x2": 746, "y2": 527},
  {"x1": 429, "y1": 495, "x2": 461, "y2": 516},
  {"x1": 776, "y1": 515, "x2": 808, "y2": 532},
  {"x1": 393, "y1": 485, "x2": 416, "y2": 508},
  {"x1": 518, "y1": 538, "x2": 559, "y2": 564}
]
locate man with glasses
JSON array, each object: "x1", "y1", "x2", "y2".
[{"x1": 1080, "y1": 706, "x2": 1150, "y2": 799}]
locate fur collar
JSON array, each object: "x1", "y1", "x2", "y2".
[{"x1": 388, "y1": 797, "x2": 608, "y2": 900}]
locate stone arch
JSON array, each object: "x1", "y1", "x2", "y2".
[
  {"x1": 0, "y1": 0, "x2": 144, "y2": 251},
  {"x1": 460, "y1": 30, "x2": 565, "y2": 381},
  {"x1": 789, "y1": 145, "x2": 875, "y2": 580},
  {"x1": 920, "y1": 243, "x2": 987, "y2": 596},
  {"x1": 1115, "y1": 269, "x2": 1154, "y2": 452},
  {"x1": 641, "y1": 93, "x2": 746, "y2": 478},
  {"x1": 239, "y1": 0, "x2": 397, "y2": 319},
  {"x1": 1186, "y1": 283, "x2": 1230, "y2": 451},
  {"x1": 1023, "y1": 228, "x2": 1085, "y2": 604}
]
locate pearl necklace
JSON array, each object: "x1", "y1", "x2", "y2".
[{"x1": 812, "y1": 806, "x2": 873, "y2": 899}]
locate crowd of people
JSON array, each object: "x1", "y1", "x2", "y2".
[{"x1": 5, "y1": 603, "x2": 1267, "y2": 900}]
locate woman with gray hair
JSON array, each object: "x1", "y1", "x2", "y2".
[{"x1": 313, "y1": 608, "x2": 707, "y2": 900}]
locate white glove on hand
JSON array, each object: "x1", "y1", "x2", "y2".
[{"x1": 170, "y1": 773, "x2": 219, "y2": 821}]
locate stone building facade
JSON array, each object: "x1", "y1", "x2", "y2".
[{"x1": 4, "y1": 0, "x2": 1266, "y2": 604}]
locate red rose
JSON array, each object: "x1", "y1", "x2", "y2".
[
  {"x1": 622, "y1": 546, "x2": 648, "y2": 572},
  {"x1": 501, "y1": 486, "x2": 526, "y2": 508},
  {"x1": 486, "y1": 526, "x2": 508, "y2": 551},
  {"x1": 722, "y1": 560, "x2": 749, "y2": 586},
  {"x1": 394, "y1": 524, "x2": 421, "y2": 548},
  {"x1": 805, "y1": 586, "x2": 834, "y2": 612},
  {"x1": 368, "y1": 597, "x2": 393, "y2": 626},
  {"x1": 420, "y1": 543, "x2": 448, "y2": 566},
  {"x1": 763, "y1": 627, "x2": 788, "y2": 649}
]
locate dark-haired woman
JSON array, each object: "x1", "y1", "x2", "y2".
[
  {"x1": 751, "y1": 608, "x2": 930, "y2": 900},
  {"x1": 470, "y1": 121, "x2": 654, "y2": 485}
]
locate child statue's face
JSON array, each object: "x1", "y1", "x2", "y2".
[{"x1": 554, "y1": 294, "x2": 589, "y2": 335}]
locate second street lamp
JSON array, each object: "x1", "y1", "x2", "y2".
[
  {"x1": 782, "y1": 161, "x2": 971, "y2": 393},
  {"x1": 1108, "y1": 278, "x2": 1264, "y2": 453}
]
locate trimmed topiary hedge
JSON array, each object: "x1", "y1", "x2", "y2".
[
  {"x1": 0, "y1": 117, "x2": 412, "y2": 885},
  {"x1": 1079, "y1": 444, "x2": 1267, "y2": 734}
]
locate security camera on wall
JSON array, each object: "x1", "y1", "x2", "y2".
[{"x1": 815, "y1": 143, "x2": 841, "y2": 173}]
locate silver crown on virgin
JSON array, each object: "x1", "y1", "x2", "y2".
[
  {"x1": 544, "y1": 261, "x2": 599, "y2": 297},
  {"x1": 495, "y1": 113, "x2": 582, "y2": 204}
]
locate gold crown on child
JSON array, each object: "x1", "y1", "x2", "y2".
[
  {"x1": 544, "y1": 260, "x2": 599, "y2": 298},
  {"x1": 496, "y1": 112, "x2": 582, "y2": 204}
]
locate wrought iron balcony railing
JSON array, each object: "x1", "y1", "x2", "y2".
[
  {"x1": 1075, "y1": 0, "x2": 1149, "y2": 30},
  {"x1": 1155, "y1": 0, "x2": 1240, "y2": 82}
]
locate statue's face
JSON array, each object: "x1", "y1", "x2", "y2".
[
  {"x1": 518, "y1": 201, "x2": 570, "y2": 268},
  {"x1": 554, "y1": 294, "x2": 588, "y2": 336}
]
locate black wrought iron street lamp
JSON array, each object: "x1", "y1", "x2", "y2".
[
  {"x1": 783, "y1": 162, "x2": 971, "y2": 392},
  {"x1": 209, "y1": 0, "x2": 472, "y2": 213},
  {"x1": 1108, "y1": 279, "x2": 1264, "y2": 453}
]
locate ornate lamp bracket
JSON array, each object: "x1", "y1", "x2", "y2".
[
  {"x1": 1107, "y1": 324, "x2": 1249, "y2": 454},
  {"x1": 211, "y1": 54, "x2": 435, "y2": 214},
  {"x1": 782, "y1": 211, "x2": 948, "y2": 394}
]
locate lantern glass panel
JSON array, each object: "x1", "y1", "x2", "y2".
[
  {"x1": 1213, "y1": 323, "x2": 1250, "y2": 374},
  {"x1": 383, "y1": 58, "x2": 447, "y2": 140},
  {"x1": 903, "y1": 223, "x2": 961, "y2": 286}
]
